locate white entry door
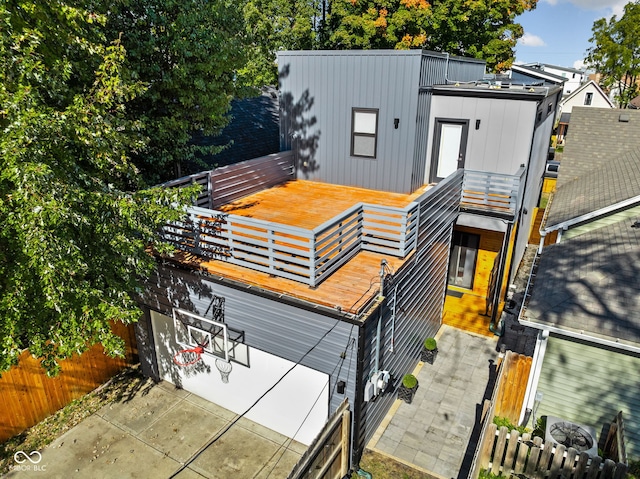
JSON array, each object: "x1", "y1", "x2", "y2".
[{"x1": 430, "y1": 119, "x2": 469, "y2": 182}]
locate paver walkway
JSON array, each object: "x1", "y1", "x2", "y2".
[
  {"x1": 6, "y1": 380, "x2": 305, "y2": 479},
  {"x1": 368, "y1": 325, "x2": 498, "y2": 479}
]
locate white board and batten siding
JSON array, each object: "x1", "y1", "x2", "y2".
[{"x1": 535, "y1": 335, "x2": 640, "y2": 457}]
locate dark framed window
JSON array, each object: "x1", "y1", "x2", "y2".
[
  {"x1": 448, "y1": 231, "x2": 480, "y2": 290},
  {"x1": 584, "y1": 92, "x2": 593, "y2": 106},
  {"x1": 351, "y1": 108, "x2": 378, "y2": 158}
]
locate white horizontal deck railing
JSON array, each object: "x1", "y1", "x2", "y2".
[{"x1": 161, "y1": 156, "x2": 521, "y2": 286}]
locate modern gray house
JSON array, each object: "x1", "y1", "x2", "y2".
[
  {"x1": 135, "y1": 50, "x2": 561, "y2": 469},
  {"x1": 519, "y1": 107, "x2": 640, "y2": 458}
]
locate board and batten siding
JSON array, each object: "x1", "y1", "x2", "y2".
[
  {"x1": 141, "y1": 264, "x2": 359, "y2": 423},
  {"x1": 535, "y1": 335, "x2": 640, "y2": 457},
  {"x1": 278, "y1": 51, "x2": 485, "y2": 194},
  {"x1": 353, "y1": 170, "x2": 464, "y2": 455},
  {"x1": 412, "y1": 53, "x2": 485, "y2": 192},
  {"x1": 427, "y1": 94, "x2": 537, "y2": 177}
]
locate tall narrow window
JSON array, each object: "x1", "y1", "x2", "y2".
[
  {"x1": 448, "y1": 231, "x2": 480, "y2": 289},
  {"x1": 584, "y1": 92, "x2": 593, "y2": 106},
  {"x1": 351, "y1": 108, "x2": 378, "y2": 158}
]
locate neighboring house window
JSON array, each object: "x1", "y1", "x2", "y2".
[
  {"x1": 351, "y1": 108, "x2": 378, "y2": 158},
  {"x1": 448, "y1": 231, "x2": 480, "y2": 289},
  {"x1": 584, "y1": 92, "x2": 593, "y2": 106}
]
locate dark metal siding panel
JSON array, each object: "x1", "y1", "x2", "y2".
[
  {"x1": 411, "y1": 91, "x2": 432, "y2": 191},
  {"x1": 142, "y1": 264, "x2": 359, "y2": 417},
  {"x1": 537, "y1": 336, "x2": 640, "y2": 457},
  {"x1": 278, "y1": 51, "x2": 422, "y2": 193},
  {"x1": 354, "y1": 171, "x2": 463, "y2": 451}
]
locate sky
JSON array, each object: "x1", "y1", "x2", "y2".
[{"x1": 514, "y1": 0, "x2": 630, "y2": 70}]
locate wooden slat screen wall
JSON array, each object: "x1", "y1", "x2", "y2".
[
  {"x1": 0, "y1": 322, "x2": 137, "y2": 442},
  {"x1": 210, "y1": 152, "x2": 295, "y2": 208},
  {"x1": 494, "y1": 352, "x2": 532, "y2": 423}
]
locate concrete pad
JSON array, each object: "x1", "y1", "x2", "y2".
[
  {"x1": 5, "y1": 380, "x2": 305, "y2": 479},
  {"x1": 98, "y1": 384, "x2": 183, "y2": 435},
  {"x1": 138, "y1": 400, "x2": 230, "y2": 462},
  {"x1": 7, "y1": 415, "x2": 181, "y2": 479},
  {"x1": 189, "y1": 425, "x2": 282, "y2": 479}
]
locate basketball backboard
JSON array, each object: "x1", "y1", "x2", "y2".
[{"x1": 172, "y1": 308, "x2": 250, "y2": 367}]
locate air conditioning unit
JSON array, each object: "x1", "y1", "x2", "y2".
[{"x1": 544, "y1": 415, "x2": 598, "y2": 457}]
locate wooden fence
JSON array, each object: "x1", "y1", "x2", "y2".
[
  {"x1": 477, "y1": 425, "x2": 628, "y2": 479},
  {"x1": 0, "y1": 322, "x2": 137, "y2": 442},
  {"x1": 288, "y1": 399, "x2": 351, "y2": 479},
  {"x1": 468, "y1": 350, "x2": 531, "y2": 478}
]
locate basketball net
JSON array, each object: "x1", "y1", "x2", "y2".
[{"x1": 173, "y1": 338, "x2": 209, "y2": 367}]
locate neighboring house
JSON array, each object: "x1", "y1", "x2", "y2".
[
  {"x1": 134, "y1": 50, "x2": 560, "y2": 468},
  {"x1": 556, "y1": 81, "x2": 614, "y2": 143},
  {"x1": 191, "y1": 86, "x2": 280, "y2": 171},
  {"x1": 518, "y1": 107, "x2": 640, "y2": 458},
  {"x1": 523, "y1": 63, "x2": 586, "y2": 96},
  {"x1": 510, "y1": 64, "x2": 567, "y2": 89}
]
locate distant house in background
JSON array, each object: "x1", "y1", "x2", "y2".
[
  {"x1": 519, "y1": 107, "x2": 640, "y2": 458},
  {"x1": 556, "y1": 81, "x2": 614, "y2": 143},
  {"x1": 191, "y1": 86, "x2": 280, "y2": 171},
  {"x1": 522, "y1": 63, "x2": 586, "y2": 96},
  {"x1": 510, "y1": 64, "x2": 566, "y2": 89}
]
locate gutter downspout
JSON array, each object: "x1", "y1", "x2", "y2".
[{"x1": 488, "y1": 220, "x2": 513, "y2": 336}]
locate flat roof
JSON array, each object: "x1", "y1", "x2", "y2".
[{"x1": 431, "y1": 83, "x2": 560, "y2": 100}]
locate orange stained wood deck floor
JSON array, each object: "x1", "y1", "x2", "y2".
[
  {"x1": 443, "y1": 289, "x2": 503, "y2": 337},
  {"x1": 218, "y1": 180, "x2": 430, "y2": 228},
  {"x1": 179, "y1": 181, "x2": 431, "y2": 316}
]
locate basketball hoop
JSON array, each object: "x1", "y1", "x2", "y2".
[
  {"x1": 215, "y1": 358, "x2": 233, "y2": 383},
  {"x1": 173, "y1": 346, "x2": 204, "y2": 366},
  {"x1": 173, "y1": 338, "x2": 209, "y2": 367}
]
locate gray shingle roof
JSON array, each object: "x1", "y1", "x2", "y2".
[
  {"x1": 546, "y1": 107, "x2": 640, "y2": 226},
  {"x1": 193, "y1": 88, "x2": 280, "y2": 170},
  {"x1": 525, "y1": 217, "x2": 640, "y2": 347}
]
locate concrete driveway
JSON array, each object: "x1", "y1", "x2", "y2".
[{"x1": 6, "y1": 380, "x2": 305, "y2": 479}]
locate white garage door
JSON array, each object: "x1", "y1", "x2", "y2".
[{"x1": 150, "y1": 310, "x2": 329, "y2": 446}]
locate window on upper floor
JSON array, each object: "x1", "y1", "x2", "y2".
[
  {"x1": 351, "y1": 108, "x2": 378, "y2": 158},
  {"x1": 584, "y1": 92, "x2": 593, "y2": 106}
]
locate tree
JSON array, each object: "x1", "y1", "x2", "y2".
[
  {"x1": 0, "y1": 1, "x2": 196, "y2": 374},
  {"x1": 104, "y1": 0, "x2": 249, "y2": 183},
  {"x1": 240, "y1": 0, "x2": 318, "y2": 86},
  {"x1": 323, "y1": 0, "x2": 536, "y2": 72},
  {"x1": 586, "y1": 1, "x2": 640, "y2": 109}
]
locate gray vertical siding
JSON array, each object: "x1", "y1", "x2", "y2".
[
  {"x1": 354, "y1": 170, "x2": 463, "y2": 454},
  {"x1": 142, "y1": 264, "x2": 359, "y2": 419},
  {"x1": 411, "y1": 54, "x2": 486, "y2": 191},
  {"x1": 278, "y1": 50, "x2": 422, "y2": 193},
  {"x1": 536, "y1": 335, "x2": 640, "y2": 457},
  {"x1": 278, "y1": 51, "x2": 486, "y2": 194}
]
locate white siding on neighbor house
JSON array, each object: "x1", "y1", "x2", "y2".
[
  {"x1": 149, "y1": 310, "x2": 329, "y2": 446},
  {"x1": 425, "y1": 95, "x2": 537, "y2": 179},
  {"x1": 560, "y1": 84, "x2": 613, "y2": 114},
  {"x1": 535, "y1": 335, "x2": 640, "y2": 457}
]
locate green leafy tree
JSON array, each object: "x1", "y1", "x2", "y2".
[
  {"x1": 323, "y1": 0, "x2": 536, "y2": 71},
  {"x1": 0, "y1": 1, "x2": 196, "y2": 375},
  {"x1": 240, "y1": 0, "x2": 318, "y2": 86},
  {"x1": 586, "y1": 1, "x2": 640, "y2": 108},
  {"x1": 104, "y1": 0, "x2": 249, "y2": 182}
]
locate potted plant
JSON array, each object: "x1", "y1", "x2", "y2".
[
  {"x1": 398, "y1": 374, "x2": 418, "y2": 404},
  {"x1": 421, "y1": 337, "x2": 438, "y2": 364}
]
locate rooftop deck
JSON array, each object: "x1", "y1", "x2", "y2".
[{"x1": 161, "y1": 152, "x2": 523, "y2": 315}]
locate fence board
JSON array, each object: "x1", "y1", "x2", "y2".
[{"x1": 0, "y1": 323, "x2": 137, "y2": 442}]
